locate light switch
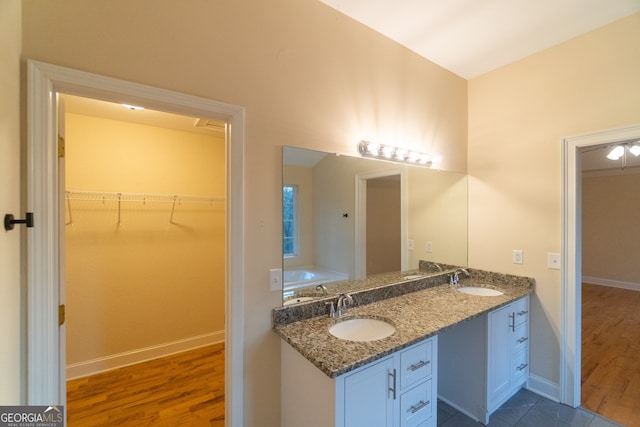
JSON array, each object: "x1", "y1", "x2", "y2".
[
  {"x1": 269, "y1": 268, "x2": 282, "y2": 291},
  {"x1": 548, "y1": 252, "x2": 561, "y2": 270}
]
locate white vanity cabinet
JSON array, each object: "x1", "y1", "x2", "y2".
[
  {"x1": 438, "y1": 295, "x2": 529, "y2": 425},
  {"x1": 281, "y1": 336, "x2": 438, "y2": 427}
]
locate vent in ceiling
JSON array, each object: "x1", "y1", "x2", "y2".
[{"x1": 194, "y1": 118, "x2": 226, "y2": 133}]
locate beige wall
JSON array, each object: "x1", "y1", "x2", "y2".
[
  {"x1": 582, "y1": 172, "x2": 640, "y2": 285},
  {"x1": 468, "y1": 13, "x2": 640, "y2": 386},
  {"x1": 0, "y1": 0, "x2": 22, "y2": 404},
  {"x1": 407, "y1": 167, "x2": 468, "y2": 268},
  {"x1": 21, "y1": 0, "x2": 467, "y2": 422},
  {"x1": 65, "y1": 113, "x2": 225, "y2": 367}
]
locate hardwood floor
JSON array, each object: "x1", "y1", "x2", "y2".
[
  {"x1": 67, "y1": 343, "x2": 224, "y2": 426},
  {"x1": 582, "y1": 283, "x2": 640, "y2": 427}
]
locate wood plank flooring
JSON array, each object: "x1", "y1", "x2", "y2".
[
  {"x1": 67, "y1": 342, "x2": 224, "y2": 426},
  {"x1": 582, "y1": 283, "x2": 640, "y2": 427}
]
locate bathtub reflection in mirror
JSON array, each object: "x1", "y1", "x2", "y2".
[{"x1": 282, "y1": 146, "x2": 467, "y2": 305}]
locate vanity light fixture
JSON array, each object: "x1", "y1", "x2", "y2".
[
  {"x1": 358, "y1": 141, "x2": 433, "y2": 167},
  {"x1": 606, "y1": 142, "x2": 640, "y2": 160},
  {"x1": 630, "y1": 144, "x2": 640, "y2": 157}
]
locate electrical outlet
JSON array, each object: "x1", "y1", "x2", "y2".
[
  {"x1": 426, "y1": 241, "x2": 433, "y2": 253},
  {"x1": 269, "y1": 268, "x2": 282, "y2": 291},
  {"x1": 512, "y1": 249, "x2": 523, "y2": 265},
  {"x1": 407, "y1": 239, "x2": 414, "y2": 250}
]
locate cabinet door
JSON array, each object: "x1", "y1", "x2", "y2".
[
  {"x1": 487, "y1": 305, "x2": 511, "y2": 403},
  {"x1": 344, "y1": 356, "x2": 395, "y2": 427}
]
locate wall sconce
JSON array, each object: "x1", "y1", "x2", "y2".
[{"x1": 358, "y1": 141, "x2": 433, "y2": 167}]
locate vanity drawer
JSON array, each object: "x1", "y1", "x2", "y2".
[
  {"x1": 511, "y1": 349, "x2": 529, "y2": 382},
  {"x1": 400, "y1": 339, "x2": 433, "y2": 389},
  {"x1": 512, "y1": 322, "x2": 529, "y2": 354},
  {"x1": 400, "y1": 378, "x2": 433, "y2": 427},
  {"x1": 512, "y1": 297, "x2": 529, "y2": 326}
]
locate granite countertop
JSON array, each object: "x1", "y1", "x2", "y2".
[{"x1": 273, "y1": 269, "x2": 534, "y2": 378}]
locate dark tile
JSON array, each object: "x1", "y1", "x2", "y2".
[
  {"x1": 440, "y1": 412, "x2": 483, "y2": 427},
  {"x1": 515, "y1": 407, "x2": 569, "y2": 427},
  {"x1": 501, "y1": 389, "x2": 542, "y2": 408},
  {"x1": 532, "y1": 400, "x2": 594, "y2": 427},
  {"x1": 489, "y1": 404, "x2": 530, "y2": 425},
  {"x1": 588, "y1": 415, "x2": 625, "y2": 427}
]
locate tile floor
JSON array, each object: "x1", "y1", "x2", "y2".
[{"x1": 438, "y1": 389, "x2": 625, "y2": 427}]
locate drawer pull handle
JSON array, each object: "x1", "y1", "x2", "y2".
[
  {"x1": 517, "y1": 310, "x2": 529, "y2": 316},
  {"x1": 408, "y1": 360, "x2": 430, "y2": 371},
  {"x1": 408, "y1": 400, "x2": 430, "y2": 414},
  {"x1": 388, "y1": 369, "x2": 397, "y2": 400},
  {"x1": 517, "y1": 337, "x2": 528, "y2": 344},
  {"x1": 516, "y1": 363, "x2": 528, "y2": 371}
]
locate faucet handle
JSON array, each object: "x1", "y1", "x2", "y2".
[{"x1": 325, "y1": 301, "x2": 336, "y2": 318}]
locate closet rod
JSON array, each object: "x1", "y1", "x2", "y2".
[{"x1": 65, "y1": 190, "x2": 225, "y2": 205}]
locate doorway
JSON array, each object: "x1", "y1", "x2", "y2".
[
  {"x1": 61, "y1": 94, "x2": 226, "y2": 423},
  {"x1": 365, "y1": 175, "x2": 401, "y2": 275},
  {"x1": 560, "y1": 123, "x2": 640, "y2": 413},
  {"x1": 26, "y1": 61, "x2": 245, "y2": 426},
  {"x1": 355, "y1": 167, "x2": 408, "y2": 279}
]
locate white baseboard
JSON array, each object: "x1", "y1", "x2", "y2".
[
  {"x1": 526, "y1": 373, "x2": 560, "y2": 402},
  {"x1": 582, "y1": 276, "x2": 640, "y2": 292},
  {"x1": 66, "y1": 330, "x2": 224, "y2": 380}
]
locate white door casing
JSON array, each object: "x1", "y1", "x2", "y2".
[
  {"x1": 560, "y1": 123, "x2": 640, "y2": 407},
  {"x1": 26, "y1": 60, "x2": 245, "y2": 426}
]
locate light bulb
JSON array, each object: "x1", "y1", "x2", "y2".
[
  {"x1": 606, "y1": 146, "x2": 624, "y2": 160},
  {"x1": 630, "y1": 145, "x2": 640, "y2": 157}
]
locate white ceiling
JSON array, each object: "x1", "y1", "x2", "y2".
[{"x1": 318, "y1": 0, "x2": 640, "y2": 79}]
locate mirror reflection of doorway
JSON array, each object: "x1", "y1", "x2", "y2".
[{"x1": 366, "y1": 175, "x2": 401, "y2": 275}]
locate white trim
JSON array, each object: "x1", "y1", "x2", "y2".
[
  {"x1": 26, "y1": 60, "x2": 245, "y2": 427},
  {"x1": 526, "y1": 374, "x2": 560, "y2": 403},
  {"x1": 354, "y1": 167, "x2": 408, "y2": 279},
  {"x1": 66, "y1": 332, "x2": 225, "y2": 380},
  {"x1": 561, "y1": 123, "x2": 640, "y2": 408},
  {"x1": 582, "y1": 277, "x2": 640, "y2": 292}
]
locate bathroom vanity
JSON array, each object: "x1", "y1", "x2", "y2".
[
  {"x1": 439, "y1": 295, "x2": 530, "y2": 424},
  {"x1": 273, "y1": 269, "x2": 534, "y2": 427},
  {"x1": 282, "y1": 336, "x2": 437, "y2": 427}
]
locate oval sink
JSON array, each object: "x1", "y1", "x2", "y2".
[
  {"x1": 457, "y1": 286, "x2": 503, "y2": 296},
  {"x1": 329, "y1": 318, "x2": 396, "y2": 342}
]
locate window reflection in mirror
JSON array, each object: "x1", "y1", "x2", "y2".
[{"x1": 282, "y1": 146, "x2": 467, "y2": 305}]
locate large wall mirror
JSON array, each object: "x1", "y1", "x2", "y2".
[{"x1": 282, "y1": 146, "x2": 467, "y2": 305}]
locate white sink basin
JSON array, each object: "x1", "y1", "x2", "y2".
[
  {"x1": 329, "y1": 318, "x2": 396, "y2": 342},
  {"x1": 457, "y1": 286, "x2": 503, "y2": 296}
]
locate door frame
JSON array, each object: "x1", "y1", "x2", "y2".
[
  {"x1": 26, "y1": 60, "x2": 245, "y2": 426},
  {"x1": 560, "y1": 123, "x2": 640, "y2": 407}
]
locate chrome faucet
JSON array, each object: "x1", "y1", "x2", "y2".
[
  {"x1": 450, "y1": 268, "x2": 470, "y2": 285},
  {"x1": 336, "y1": 293, "x2": 353, "y2": 317},
  {"x1": 316, "y1": 284, "x2": 328, "y2": 296}
]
